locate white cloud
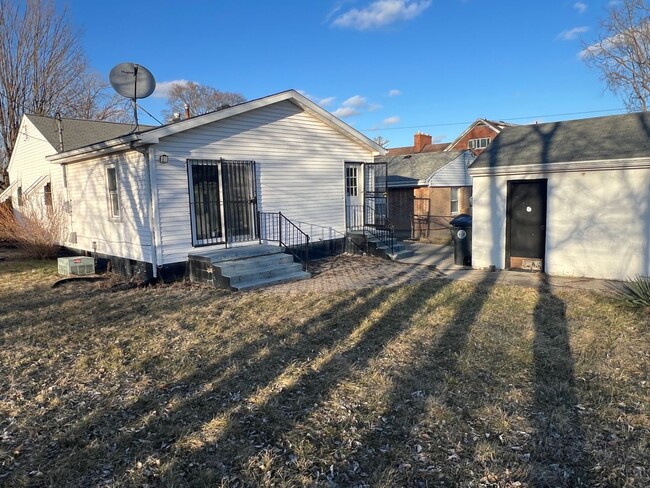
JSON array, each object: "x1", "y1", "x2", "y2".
[
  {"x1": 343, "y1": 95, "x2": 368, "y2": 107},
  {"x1": 383, "y1": 116, "x2": 400, "y2": 125},
  {"x1": 332, "y1": 93, "x2": 382, "y2": 118},
  {"x1": 332, "y1": 0, "x2": 432, "y2": 30},
  {"x1": 574, "y1": 2, "x2": 587, "y2": 14},
  {"x1": 332, "y1": 107, "x2": 360, "y2": 118},
  {"x1": 388, "y1": 88, "x2": 401, "y2": 97},
  {"x1": 319, "y1": 96, "x2": 336, "y2": 106},
  {"x1": 152, "y1": 79, "x2": 189, "y2": 98},
  {"x1": 556, "y1": 26, "x2": 589, "y2": 41}
]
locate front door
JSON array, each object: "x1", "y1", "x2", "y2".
[
  {"x1": 506, "y1": 179, "x2": 547, "y2": 271},
  {"x1": 345, "y1": 162, "x2": 363, "y2": 230},
  {"x1": 188, "y1": 159, "x2": 258, "y2": 246}
]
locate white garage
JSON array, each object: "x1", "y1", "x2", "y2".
[{"x1": 468, "y1": 112, "x2": 650, "y2": 281}]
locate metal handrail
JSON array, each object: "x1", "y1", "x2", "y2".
[
  {"x1": 258, "y1": 211, "x2": 310, "y2": 271},
  {"x1": 346, "y1": 204, "x2": 395, "y2": 255}
]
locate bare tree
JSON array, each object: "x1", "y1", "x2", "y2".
[
  {"x1": 0, "y1": 0, "x2": 130, "y2": 188},
  {"x1": 373, "y1": 135, "x2": 390, "y2": 148},
  {"x1": 60, "y1": 71, "x2": 132, "y2": 123},
  {"x1": 163, "y1": 81, "x2": 245, "y2": 121},
  {"x1": 582, "y1": 0, "x2": 650, "y2": 111}
]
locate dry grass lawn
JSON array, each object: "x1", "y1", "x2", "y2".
[{"x1": 0, "y1": 255, "x2": 649, "y2": 487}]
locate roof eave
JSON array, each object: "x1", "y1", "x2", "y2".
[
  {"x1": 468, "y1": 156, "x2": 650, "y2": 176},
  {"x1": 47, "y1": 135, "x2": 142, "y2": 164}
]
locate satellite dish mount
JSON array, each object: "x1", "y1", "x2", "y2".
[{"x1": 109, "y1": 62, "x2": 156, "y2": 132}]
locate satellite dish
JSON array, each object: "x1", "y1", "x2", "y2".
[
  {"x1": 109, "y1": 62, "x2": 156, "y2": 100},
  {"x1": 109, "y1": 62, "x2": 157, "y2": 132}
]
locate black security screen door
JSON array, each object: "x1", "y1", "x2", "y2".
[
  {"x1": 189, "y1": 160, "x2": 222, "y2": 245},
  {"x1": 507, "y1": 179, "x2": 547, "y2": 267},
  {"x1": 222, "y1": 160, "x2": 258, "y2": 243},
  {"x1": 188, "y1": 159, "x2": 258, "y2": 246},
  {"x1": 364, "y1": 161, "x2": 388, "y2": 225}
]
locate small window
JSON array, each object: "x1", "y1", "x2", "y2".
[
  {"x1": 44, "y1": 183, "x2": 52, "y2": 208},
  {"x1": 468, "y1": 137, "x2": 491, "y2": 149},
  {"x1": 105, "y1": 164, "x2": 120, "y2": 219},
  {"x1": 451, "y1": 187, "x2": 459, "y2": 215},
  {"x1": 346, "y1": 166, "x2": 358, "y2": 196}
]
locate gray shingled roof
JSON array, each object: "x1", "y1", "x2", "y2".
[
  {"x1": 26, "y1": 114, "x2": 155, "y2": 152},
  {"x1": 470, "y1": 111, "x2": 650, "y2": 169},
  {"x1": 376, "y1": 150, "x2": 465, "y2": 187}
]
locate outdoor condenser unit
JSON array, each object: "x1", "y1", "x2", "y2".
[{"x1": 57, "y1": 256, "x2": 95, "y2": 276}]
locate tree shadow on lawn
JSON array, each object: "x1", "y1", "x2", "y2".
[
  {"x1": 331, "y1": 274, "x2": 497, "y2": 485},
  {"x1": 530, "y1": 275, "x2": 588, "y2": 487},
  {"x1": 4, "y1": 273, "x2": 455, "y2": 485}
]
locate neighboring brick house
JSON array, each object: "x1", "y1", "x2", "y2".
[
  {"x1": 377, "y1": 150, "x2": 475, "y2": 240},
  {"x1": 445, "y1": 118, "x2": 512, "y2": 154}
]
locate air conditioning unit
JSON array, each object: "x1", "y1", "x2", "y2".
[{"x1": 58, "y1": 256, "x2": 95, "y2": 276}]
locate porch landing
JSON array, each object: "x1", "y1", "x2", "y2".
[{"x1": 188, "y1": 244, "x2": 310, "y2": 291}]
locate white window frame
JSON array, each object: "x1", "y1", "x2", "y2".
[
  {"x1": 105, "y1": 163, "x2": 121, "y2": 220},
  {"x1": 346, "y1": 165, "x2": 359, "y2": 197},
  {"x1": 468, "y1": 137, "x2": 491, "y2": 150},
  {"x1": 451, "y1": 187, "x2": 459, "y2": 215}
]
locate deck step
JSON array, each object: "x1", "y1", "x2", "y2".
[
  {"x1": 234, "y1": 271, "x2": 311, "y2": 291},
  {"x1": 188, "y1": 244, "x2": 283, "y2": 264},
  {"x1": 217, "y1": 253, "x2": 295, "y2": 274},
  {"x1": 226, "y1": 261, "x2": 304, "y2": 285},
  {"x1": 188, "y1": 244, "x2": 310, "y2": 290}
]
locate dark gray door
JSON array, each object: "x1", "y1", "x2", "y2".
[
  {"x1": 507, "y1": 180, "x2": 547, "y2": 270},
  {"x1": 222, "y1": 160, "x2": 258, "y2": 243}
]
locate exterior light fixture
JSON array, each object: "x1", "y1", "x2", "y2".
[{"x1": 159, "y1": 154, "x2": 168, "y2": 164}]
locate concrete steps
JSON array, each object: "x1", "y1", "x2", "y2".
[
  {"x1": 367, "y1": 237, "x2": 415, "y2": 260},
  {"x1": 188, "y1": 244, "x2": 310, "y2": 291}
]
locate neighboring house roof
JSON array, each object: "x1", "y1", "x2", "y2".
[
  {"x1": 444, "y1": 117, "x2": 513, "y2": 151},
  {"x1": 48, "y1": 90, "x2": 386, "y2": 163},
  {"x1": 386, "y1": 142, "x2": 448, "y2": 156},
  {"x1": 377, "y1": 150, "x2": 466, "y2": 187},
  {"x1": 469, "y1": 111, "x2": 650, "y2": 172},
  {"x1": 25, "y1": 114, "x2": 154, "y2": 152}
]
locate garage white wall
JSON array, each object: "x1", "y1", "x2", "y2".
[{"x1": 472, "y1": 166, "x2": 650, "y2": 280}]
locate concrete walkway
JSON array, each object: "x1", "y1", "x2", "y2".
[
  {"x1": 262, "y1": 243, "x2": 616, "y2": 295},
  {"x1": 395, "y1": 241, "x2": 615, "y2": 294}
]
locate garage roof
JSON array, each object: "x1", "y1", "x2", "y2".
[{"x1": 469, "y1": 111, "x2": 650, "y2": 169}]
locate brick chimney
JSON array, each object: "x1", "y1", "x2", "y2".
[{"x1": 414, "y1": 132, "x2": 432, "y2": 152}]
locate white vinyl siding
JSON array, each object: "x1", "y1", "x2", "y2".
[
  {"x1": 65, "y1": 150, "x2": 152, "y2": 262},
  {"x1": 427, "y1": 152, "x2": 473, "y2": 187},
  {"x1": 7, "y1": 116, "x2": 66, "y2": 209},
  {"x1": 154, "y1": 100, "x2": 373, "y2": 265},
  {"x1": 471, "y1": 165, "x2": 650, "y2": 280}
]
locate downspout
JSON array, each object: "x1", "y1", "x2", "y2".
[{"x1": 144, "y1": 146, "x2": 159, "y2": 279}]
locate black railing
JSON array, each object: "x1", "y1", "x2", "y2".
[
  {"x1": 346, "y1": 204, "x2": 395, "y2": 255},
  {"x1": 258, "y1": 211, "x2": 310, "y2": 271}
]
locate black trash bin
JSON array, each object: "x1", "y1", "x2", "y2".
[{"x1": 449, "y1": 214, "x2": 472, "y2": 266}]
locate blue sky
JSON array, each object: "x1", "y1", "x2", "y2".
[{"x1": 59, "y1": 0, "x2": 624, "y2": 147}]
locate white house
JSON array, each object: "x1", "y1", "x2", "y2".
[
  {"x1": 3, "y1": 90, "x2": 386, "y2": 286},
  {"x1": 469, "y1": 112, "x2": 650, "y2": 281}
]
